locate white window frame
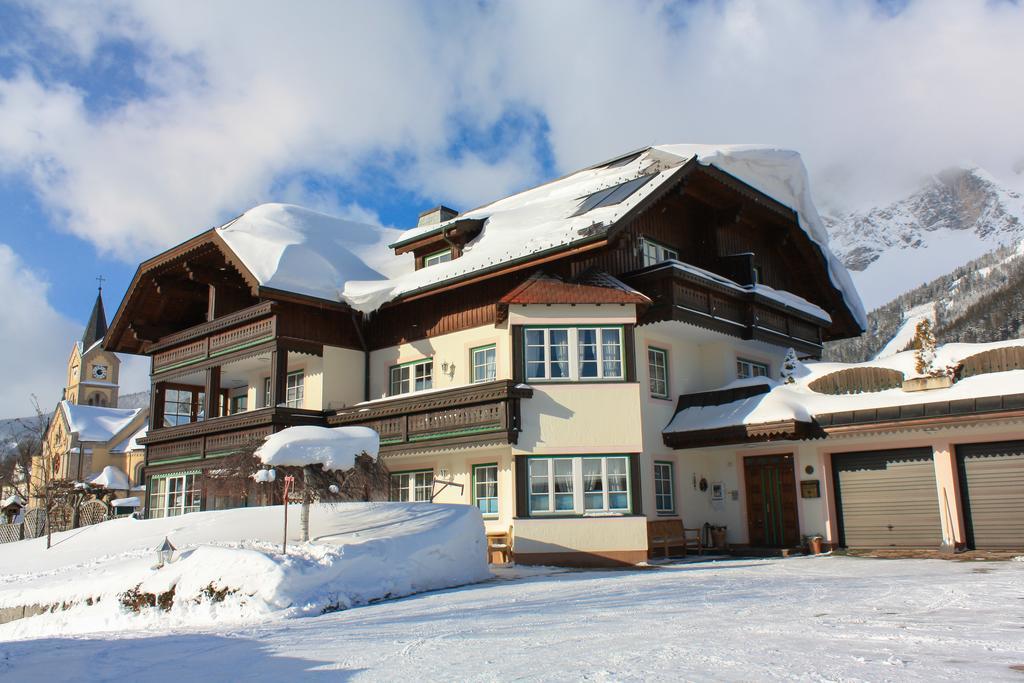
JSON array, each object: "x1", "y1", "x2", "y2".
[
  {"x1": 648, "y1": 347, "x2": 669, "y2": 398},
  {"x1": 285, "y1": 370, "x2": 304, "y2": 408},
  {"x1": 473, "y1": 464, "x2": 499, "y2": 517},
  {"x1": 263, "y1": 377, "x2": 272, "y2": 407},
  {"x1": 424, "y1": 249, "x2": 453, "y2": 267},
  {"x1": 148, "y1": 472, "x2": 201, "y2": 519},
  {"x1": 390, "y1": 470, "x2": 433, "y2": 502},
  {"x1": 389, "y1": 359, "x2": 433, "y2": 396},
  {"x1": 654, "y1": 461, "x2": 675, "y2": 515},
  {"x1": 641, "y1": 237, "x2": 679, "y2": 267},
  {"x1": 736, "y1": 358, "x2": 770, "y2": 379},
  {"x1": 524, "y1": 327, "x2": 624, "y2": 382},
  {"x1": 471, "y1": 345, "x2": 497, "y2": 384},
  {"x1": 527, "y1": 456, "x2": 632, "y2": 516}
]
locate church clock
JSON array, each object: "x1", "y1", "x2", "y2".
[{"x1": 91, "y1": 364, "x2": 109, "y2": 380}]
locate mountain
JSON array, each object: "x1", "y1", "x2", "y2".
[
  {"x1": 822, "y1": 166, "x2": 1024, "y2": 363},
  {"x1": 824, "y1": 241, "x2": 1024, "y2": 362},
  {"x1": 824, "y1": 167, "x2": 1024, "y2": 312}
]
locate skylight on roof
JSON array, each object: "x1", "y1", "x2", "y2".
[{"x1": 571, "y1": 174, "x2": 656, "y2": 217}]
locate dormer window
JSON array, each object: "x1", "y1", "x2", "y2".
[
  {"x1": 423, "y1": 249, "x2": 453, "y2": 267},
  {"x1": 641, "y1": 238, "x2": 678, "y2": 267}
]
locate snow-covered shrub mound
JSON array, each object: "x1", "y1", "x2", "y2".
[{"x1": 0, "y1": 503, "x2": 489, "y2": 638}]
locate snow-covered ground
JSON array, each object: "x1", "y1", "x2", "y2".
[
  {"x1": 0, "y1": 503, "x2": 488, "y2": 636},
  {"x1": 1, "y1": 555, "x2": 1021, "y2": 681}
]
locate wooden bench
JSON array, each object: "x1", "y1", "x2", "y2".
[
  {"x1": 648, "y1": 518, "x2": 702, "y2": 558},
  {"x1": 486, "y1": 527, "x2": 513, "y2": 565}
]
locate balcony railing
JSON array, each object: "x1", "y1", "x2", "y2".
[
  {"x1": 141, "y1": 406, "x2": 324, "y2": 464},
  {"x1": 328, "y1": 380, "x2": 533, "y2": 453},
  {"x1": 625, "y1": 263, "x2": 826, "y2": 354},
  {"x1": 151, "y1": 306, "x2": 277, "y2": 373}
]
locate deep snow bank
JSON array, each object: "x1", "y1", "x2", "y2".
[{"x1": 0, "y1": 503, "x2": 489, "y2": 638}]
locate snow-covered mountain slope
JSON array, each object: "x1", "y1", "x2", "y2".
[
  {"x1": 825, "y1": 241, "x2": 1024, "y2": 362},
  {"x1": 825, "y1": 167, "x2": 1024, "y2": 310}
]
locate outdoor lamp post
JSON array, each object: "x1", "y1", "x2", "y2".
[{"x1": 155, "y1": 537, "x2": 176, "y2": 568}]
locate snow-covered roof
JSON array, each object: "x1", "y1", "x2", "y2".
[
  {"x1": 210, "y1": 146, "x2": 864, "y2": 327},
  {"x1": 1, "y1": 495, "x2": 25, "y2": 508},
  {"x1": 60, "y1": 402, "x2": 141, "y2": 443},
  {"x1": 216, "y1": 203, "x2": 388, "y2": 304},
  {"x1": 111, "y1": 423, "x2": 148, "y2": 453},
  {"x1": 255, "y1": 425, "x2": 380, "y2": 471},
  {"x1": 664, "y1": 339, "x2": 1024, "y2": 436},
  {"x1": 87, "y1": 465, "x2": 132, "y2": 490},
  {"x1": 110, "y1": 496, "x2": 140, "y2": 508}
]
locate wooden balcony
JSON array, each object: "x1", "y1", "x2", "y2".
[
  {"x1": 140, "y1": 406, "x2": 325, "y2": 465},
  {"x1": 625, "y1": 262, "x2": 826, "y2": 355},
  {"x1": 151, "y1": 303, "x2": 278, "y2": 374},
  {"x1": 327, "y1": 380, "x2": 533, "y2": 454}
]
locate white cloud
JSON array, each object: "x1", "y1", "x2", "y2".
[{"x1": 0, "y1": 0, "x2": 1023, "y2": 263}]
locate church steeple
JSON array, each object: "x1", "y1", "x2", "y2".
[{"x1": 82, "y1": 285, "x2": 108, "y2": 349}]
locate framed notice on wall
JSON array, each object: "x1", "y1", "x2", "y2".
[{"x1": 800, "y1": 480, "x2": 820, "y2": 499}]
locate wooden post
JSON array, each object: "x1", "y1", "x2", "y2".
[
  {"x1": 269, "y1": 345, "x2": 288, "y2": 408},
  {"x1": 204, "y1": 366, "x2": 221, "y2": 420}
]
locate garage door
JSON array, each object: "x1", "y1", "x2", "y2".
[
  {"x1": 957, "y1": 441, "x2": 1024, "y2": 549},
  {"x1": 832, "y1": 448, "x2": 942, "y2": 548}
]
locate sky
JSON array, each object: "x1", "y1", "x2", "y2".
[{"x1": 0, "y1": 0, "x2": 1023, "y2": 419}]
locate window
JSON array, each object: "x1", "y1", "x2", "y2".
[
  {"x1": 524, "y1": 327, "x2": 623, "y2": 382},
  {"x1": 654, "y1": 461, "x2": 675, "y2": 515},
  {"x1": 471, "y1": 345, "x2": 496, "y2": 384},
  {"x1": 752, "y1": 264, "x2": 763, "y2": 285},
  {"x1": 528, "y1": 456, "x2": 631, "y2": 515},
  {"x1": 641, "y1": 238, "x2": 679, "y2": 267},
  {"x1": 229, "y1": 394, "x2": 248, "y2": 414},
  {"x1": 148, "y1": 472, "x2": 201, "y2": 519},
  {"x1": 736, "y1": 358, "x2": 770, "y2": 379},
  {"x1": 163, "y1": 388, "x2": 196, "y2": 427},
  {"x1": 572, "y1": 174, "x2": 657, "y2": 216},
  {"x1": 647, "y1": 347, "x2": 669, "y2": 398},
  {"x1": 389, "y1": 359, "x2": 433, "y2": 396},
  {"x1": 390, "y1": 470, "x2": 433, "y2": 502},
  {"x1": 285, "y1": 370, "x2": 304, "y2": 408},
  {"x1": 473, "y1": 464, "x2": 498, "y2": 516},
  {"x1": 423, "y1": 249, "x2": 452, "y2": 267},
  {"x1": 263, "y1": 377, "x2": 272, "y2": 407}
]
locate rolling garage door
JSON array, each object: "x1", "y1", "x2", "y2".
[
  {"x1": 957, "y1": 441, "x2": 1024, "y2": 549},
  {"x1": 833, "y1": 448, "x2": 942, "y2": 548}
]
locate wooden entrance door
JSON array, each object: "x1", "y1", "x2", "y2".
[{"x1": 744, "y1": 454, "x2": 799, "y2": 547}]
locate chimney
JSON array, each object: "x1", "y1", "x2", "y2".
[{"x1": 417, "y1": 205, "x2": 459, "y2": 227}]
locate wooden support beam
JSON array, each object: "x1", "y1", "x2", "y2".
[
  {"x1": 204, "y1": 366, "x2": 221, "y2": 419},
  {"x1": 269, "y1": 345, "x2": 288, "y2": 408}
]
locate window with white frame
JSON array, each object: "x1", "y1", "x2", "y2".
[
  {"x1": 163, "y1": 388, "x2": 195, "y2": 427},
  {"x1": 641, "y1": 238, "x2": 679, "y2": 267},
  {"x1": 424, "y1": 249, "x2": 452, "y2": 267},
  {"x1": 473, "y1": 464, "x2": 498, "y2": 516},
  {"x1": 471, "y1": 345, "x2": 496, "y2": 383},
  {"x1": 263, "y1": 377, "x2": 272, "y2": 407},
  {"x1": 148, "y1": 472, "x2": 201, "y2": 519},
  {"x1": 389, "y1": 359, "x2": 433, "y2": 396},
  {"x1": 654, "y1": 461, "x2": 675, "y2": 514},
  {"x1": 736, "y1": 358, "x2": 770, "y2": 379},
  {"x1": 285, "y1": 370, "x2": 304, "y2": 408},
  {"x1": 390, "y1": 470, "x2": 433, "y2": 502},
  {"x1": 524, "y1": 327, "x2": 623, "y2": 381},
  {"x1": 528, "y1": 456, "x2": 631, "y2": 515},
  {"x1": 648, "y1": 347, "x2": 669, "y2": 398}
]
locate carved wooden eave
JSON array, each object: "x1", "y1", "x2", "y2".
[{"x1": 662, "y1": 419, "x2": 821, "y2": 450}]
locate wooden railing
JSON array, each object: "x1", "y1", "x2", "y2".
[
  {"x1": 328, "y1": 380, "x2": 532, "y2": 452},
  {"x1": 627, "y1": 265, "x2": 825, "y2": 355},
  {"x1": 152, "y1": 315, "x2": 277, "y2": 372},
  {"x1": 142, "y1": 406, "x2": 324, "y2": 464}
]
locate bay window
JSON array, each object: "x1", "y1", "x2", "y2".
[
  {"x1": 528, "y1": 456, "x2": 632, "y2": 515},
  {"x1": 524, "y1": 327, "x2": 624, "y2": 381},
  {"x1": 390, "y1": 359, "x2": 433, "y2": 396}
]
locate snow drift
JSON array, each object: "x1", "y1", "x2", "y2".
[{"x1": 0, "y1": 503, "x2": 490, "y2": 638}]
